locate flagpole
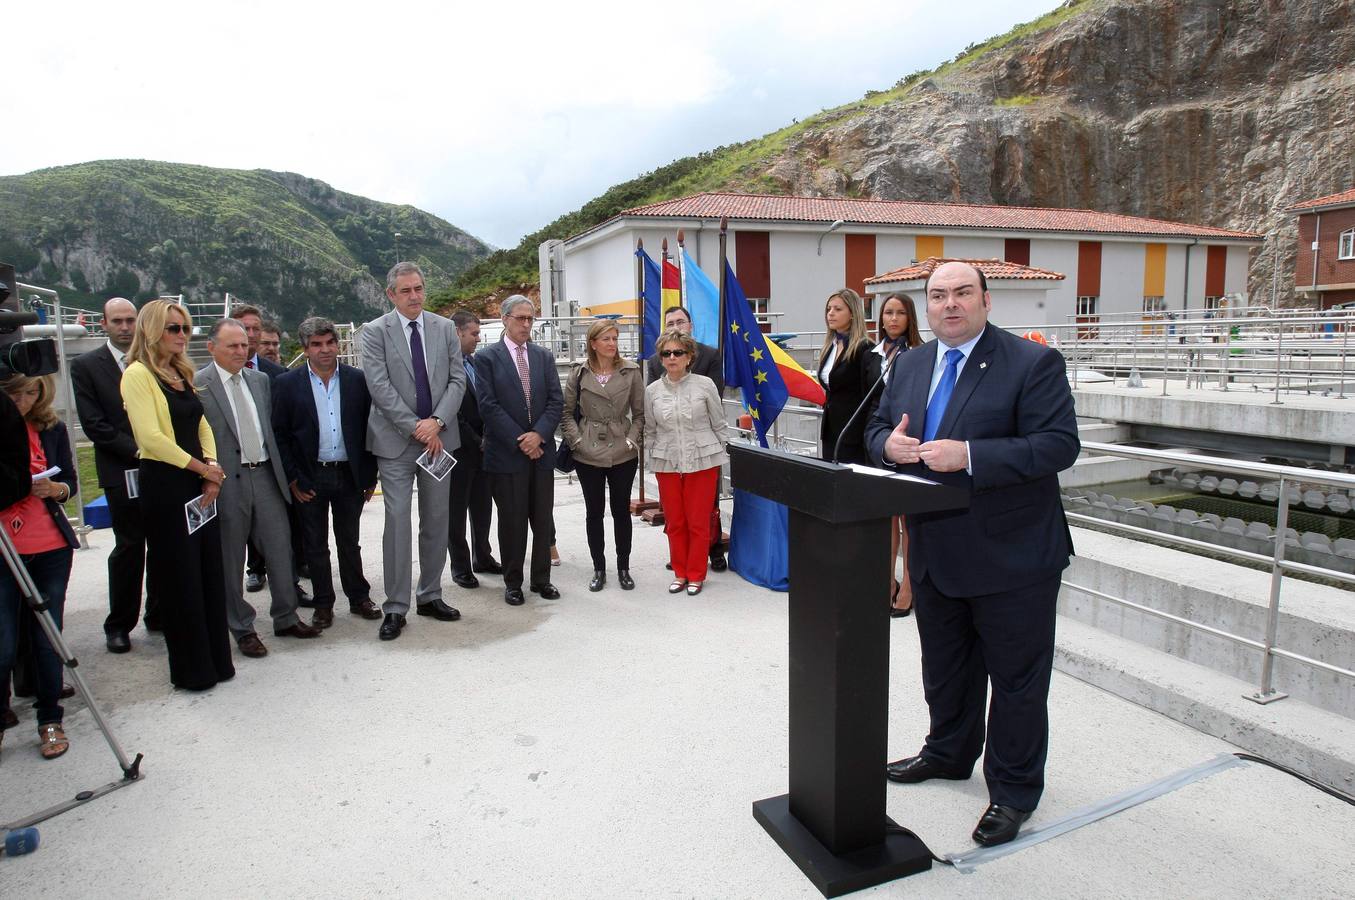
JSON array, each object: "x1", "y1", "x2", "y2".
[
  {"x1": 630, "y1": 237, "x2": 660, "y2": 516},
  {"x1": 676, "y1": 229, "x2": 686, "y2": 312},
  {"x1": 718, "y1": 216, "x2": 728, "y2": 360}
]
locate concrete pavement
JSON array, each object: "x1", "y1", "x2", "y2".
[{"x1": 1, "y1": 478, "x2": 1352, "y2": 897}]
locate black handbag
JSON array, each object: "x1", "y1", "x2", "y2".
[{"x1": 554, "y1": 365, "x2": 584, "y2": 474}]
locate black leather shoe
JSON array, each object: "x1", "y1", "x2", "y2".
[
  {"x1": 473, "y1": 558, "x2": 504, "y2": 575},
  {"x1": 105, "y1": 631, "x2": 131, "y2": 654},
  {"x1": 617, "y1": 569, "x2": 635, "y2": 590},
  {"x1": 972, "y1": 804, "x2": 1031, "y2": 847},
  {"x1": 416, "y1": 598, "x2": 462, "y2": 621},
  {"x1": 885, "y1": 755, "x2": 971, "y2": 784},
  {"x1": 295, "y1": 582, "x2": 314, "y2": 608},
  {"x1": 378, "y1": 613, "x2": 406, "y2": 641},
  {"x1": 505, "y1": 588, "x2": 526, "y2": 606},
  {"x1": 452, "y1": 572, "x2": 479, "y2": 590},
  {"x1": 296, "y1": 562, "x2": 311, "y2": 579},
  {"x1": 709, "y1": 552, "x2": 728, "y2": 572},
  {"x1": 245, "y1": 572, "x2": 266, "y2": 592},
  {"x1": 530, "y1": 582, "x2": 561, "y2": 600},
  {"x1": 589, "y1": 570, "x2": 606, "y2": 592}
]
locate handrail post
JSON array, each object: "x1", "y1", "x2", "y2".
[
  {"x1": 1219, "y1": 318, "x2": 1230, "y2": 391},
  {"x1": 1338, "y1": 310, "x2": 1349, "y2": 401},
  {"x1": 1160, "y1": 313, "x2": 1169, "y2": 396},
  {"x1": 1248, "y1": 475, "x2": 1291, "y2": 704},
  {"x1": 1271, "y1": 316, "x2": 1284, "y2": 405}
]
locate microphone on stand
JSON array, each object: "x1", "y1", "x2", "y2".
[{"x1": 831, "y1": 346, "x2": 902, "y2": 464}]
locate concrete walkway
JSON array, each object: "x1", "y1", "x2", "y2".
[{"x1": 2, "y1": 479, "x2": 1352, "y2": 897}]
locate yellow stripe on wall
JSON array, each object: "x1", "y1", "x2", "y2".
[
  {"x1": 915, "y1": 235, "x2": 944, "y2": 260},
  {"x1": 1143, "y1": 243, "x2": 1166, "y2": 296}
]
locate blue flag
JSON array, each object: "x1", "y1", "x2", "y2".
[
  {"x1": 681, "y1": 248, "x2": 720, "y2": 348},
  {"x1": 722, "y1": 261, "x2": 789, "y2": 447},
  {"x1": 635, "y1": 247, "x2": 662, "y2": 361}
]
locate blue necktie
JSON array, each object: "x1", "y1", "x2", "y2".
[
  {"x1": 924, "y1": 348, "x2": 964, "y2": 443},
  {"x1": 463, "y1": 356, "x2": 477, "y2": 394},
  {"x1": 408, "y1": 321, "x2": 433, "y2": 419}
]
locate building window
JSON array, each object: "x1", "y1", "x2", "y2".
[
  {"x1": 747, "y1": 295, "x2": 771, "y2": 331},
  {"x1": 1205, "y1": 295, "x2": 1224, "y2": 311},
  {"x1": 1143, "y1": 296, "x2": 1165, "y2": 313},
  {"x1": 1340, "y1": 229, "x2": 1355, "y2": 260},
  {"x1": 1076, "y1": 296, "x2": 1098, "y2": 316}
]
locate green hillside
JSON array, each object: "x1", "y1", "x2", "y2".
[
  {"x1": 430, "y1": 0, "x2": 1090, "y2": 310},
  {"x1": 0, "y1": 159, "x2": 491, "y2": 325}
]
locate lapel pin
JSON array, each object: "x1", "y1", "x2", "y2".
[{"x1": 979, "y1": 362, "x2": 988, "y2": 370}]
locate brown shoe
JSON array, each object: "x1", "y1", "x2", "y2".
[
  {"x1": 349, "y1": 599, "x2": 383, "y2": 620},
  {"x1": 237, "y1": 633, "x2": 269, "y2": 658},
  {"x1": 312, "y1": 608, "x2": 334, "y2": 629},
  {"x1": 39, "y1": 723, "x2": 69, "y2": 760},
  {"x1": 274, "y1": 620, "x2": 322, "y2": 639}
]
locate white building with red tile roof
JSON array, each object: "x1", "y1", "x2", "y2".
[
  {"x1": 866, "y1": 258, "x2": 1066, "y2": 328},
  {"x1": 550, "y1": 192, "x2": 1262, "y2": 332}
]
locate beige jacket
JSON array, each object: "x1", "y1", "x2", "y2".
[
  {"x1": 643, "y1": 373, "x2": 729, "y2": 474},
  {"x1": 561, "y1": 359, "x2": 644, "y2": 468}
]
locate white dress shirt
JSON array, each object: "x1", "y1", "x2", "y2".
[{"x1": 213, "y1": 362, "x2": 269, "y2": 463}]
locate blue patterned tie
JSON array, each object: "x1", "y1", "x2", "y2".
[
  {"x1": 408, "y1": 320, "x2": 433, "y2": 419},
  {"x1": 463, "y1": 356, "x2": 477, "y2": 394},
  {"x1": 924, "y1": 348, "x2": 964, "y2": 443}
]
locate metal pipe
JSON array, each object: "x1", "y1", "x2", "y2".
[{"x1": 1256, "y1": 477, "x2": 1291, "y2": 700}]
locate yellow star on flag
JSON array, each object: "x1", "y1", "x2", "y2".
[
  {"x1": 750, "y1": 348, "x2": 764, "y2": 362},
  {"x1": 730, "y1": 321, "x2": 741, "y2": 334},
  {"x1": 755, "y1": 370, "x2": 768, "y2": 384},
  {"x1": 749, "y1": 408, "x2": 760, "y2": 420}
]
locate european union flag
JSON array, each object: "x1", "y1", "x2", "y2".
[
  {"x1": 635, "y1": 247, "x2": 663, "y2": 361},
  {"x1": 722, "y1": 261, "x2": 788, "y2": 447}
]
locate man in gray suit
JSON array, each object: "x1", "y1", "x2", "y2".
[
  {"x1": 196, "y1": 319, "x2": 322, "y2": 658},
  {"x1": 362, "y1": 261, "x2": 467, "y2": 641}
]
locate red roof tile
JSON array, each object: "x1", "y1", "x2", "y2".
[
  {"x1": 601, "y1": 192, "x2": 1261, "y2": 240},
  {"x1": 1285, "y1": 187, "x2": 1355, "y2": 212},
  {"x1": 865, "y1": 257, "x2": 1066, "y2": 285}
]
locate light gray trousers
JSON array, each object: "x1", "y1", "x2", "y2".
[{"x1": 377, "y1": 441, "x2": 451, "y2": 615}]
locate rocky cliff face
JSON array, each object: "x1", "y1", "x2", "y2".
[{"x1": 761, "y1": 0, "x2": 1355, "y2": 304}]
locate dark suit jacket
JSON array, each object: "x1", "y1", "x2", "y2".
[
  {"x1": 255, "y1": 356, "x2": 288, "y2": 379},
  {"x1": 457, "y1": 354, "x2": 486, "y2": 465},
  {"x1": 818, "y1": 339, "x2": 878, "y2": 462},
  {"x1": 646, "y1": 341, "x2": 724, "y2": 393},
  {"x1": 0, "y1": 394, "x2": 30, "y2": 510},
  {"x1": 865, "y1": 326, "x2": 1080, "y2": 597},
  {"x1": 271, "y1": 363, "x2": 378, "y2": 493},
  {"x1": 70, "y1": 345, "x2": 139, "y2": 488},
  {"x1": 475, "y1": 340, "x2": 563, "y2": 475},
  {"x1": 37, "y1": 422, "x2": 80, "y2": 549}
]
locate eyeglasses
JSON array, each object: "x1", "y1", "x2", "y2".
[
  {"x1": 163, "y1": 323, "x2": 186, "y2": 335},
  {"x1": 507, "y1": 315, "x2": 536, "y2": 324},
  {"x1": 659, "y1": 349, "x2": 688, "y2": 358}
]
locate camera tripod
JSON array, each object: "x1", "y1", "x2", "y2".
[{"x1": 1, "y1": 526, "x2": 143, "y2": 830}]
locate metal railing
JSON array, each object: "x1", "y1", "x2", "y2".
[{"x1": 1069, "y1": 440, "x2": 1355, "y2": 704}]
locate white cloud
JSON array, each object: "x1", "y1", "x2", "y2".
[{"x1": 4, "y1": 0, "x2": 1058, "y2": 247}]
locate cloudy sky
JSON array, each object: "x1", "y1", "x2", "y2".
[{"x1": 6, "y1": 0, "x2": 1056, "y2": 248}]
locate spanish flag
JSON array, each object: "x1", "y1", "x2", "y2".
[
  {"x1": 661, "y1": 258, "x2": 681, "y2": 315},
  {"x1": 766, "y1": 340, "x2": 825, "y2": 406}
]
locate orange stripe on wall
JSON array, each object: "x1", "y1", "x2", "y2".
[
  {"x1": 915, "y1": 235, "x2": 944, "y2": 260},
  {"x1": 1143, "y1": 243, "x2": 1166, "y2": 296},
  {"x1": 845, "y1": 234, "x2": 876, "y2": 296}
]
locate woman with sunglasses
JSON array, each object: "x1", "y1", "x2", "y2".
[
  {"x1": 644, "y1": 329, "x2": 728, "y2": 596},
  {"x1": 121, "y1": 301, "x2": 233, "y2": 691},
  {"x1": 0, "y1": 374, "x2": 79, "y2": 761},
  {"x1": 818, "y1": 288, "x2": 876, "y2": 465},
  {"x1": 872, "y1": 293, "x2": 924, "y2": 617}
]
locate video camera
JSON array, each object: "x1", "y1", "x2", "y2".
[{"x1": 0, "y1": 262, "x2": 59, "y2": 378}]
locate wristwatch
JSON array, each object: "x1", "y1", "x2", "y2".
[{"x1": 432, "y1": 416, "x2": 445, "y2": 429}]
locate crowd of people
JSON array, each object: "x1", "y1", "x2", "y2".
[{"x1": 0, "y1": 258, "x2": 1080, "y2": 852}]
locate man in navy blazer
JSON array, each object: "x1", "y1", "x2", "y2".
[
  {"x1": 865, "y1": 261, "x2": 1080, "y2": 848},
  {"x1": 447, "y1": 310, "x2": 502, "y2": 589},
  {"x1": 476, "y1": 295, "x2": 563, "y2": 606},
  {"x1": 271, "y1": 317, "x2": 382, "y2": 628}
]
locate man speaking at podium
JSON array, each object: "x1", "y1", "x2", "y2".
[{"x1": 866, "y1": 260, "x2": 1079, "y2": 848}]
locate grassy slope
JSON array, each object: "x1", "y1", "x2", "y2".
[{"x1": 431, "y1": 0, "x2": 1092, "y2": 311}]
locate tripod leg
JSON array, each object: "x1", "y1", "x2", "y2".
[{"x1": 0, "y1": 529, "x2": 143, "y2": 830}]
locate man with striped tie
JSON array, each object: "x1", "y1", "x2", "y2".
[
  {"x1": 361, "y1": 262, "x2": 467, "y2": 641},
  {"x1": 865, "y1": 260, "x2": 1080, "y2": 849},
  {"x1": 474, "y1": 295, "x2": 563, "y2": 607}
]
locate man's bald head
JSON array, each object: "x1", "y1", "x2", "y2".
[{"x1": 102, "y1": 297, "x2": 138, "y2": 352}]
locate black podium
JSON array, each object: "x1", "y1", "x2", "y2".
[{"x1": 730, "y1": 444, "x2": 968, "y2": 897}]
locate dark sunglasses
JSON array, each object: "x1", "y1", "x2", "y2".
[
  {"x1": 163, "y1": 323, "x2": 186, "y2": 334},
  {"x1": 659, "y1": 349, "x2": 687, "y2": 358}
]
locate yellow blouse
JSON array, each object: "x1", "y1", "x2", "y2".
[{"x1": 120, "y1": 361, "x2": 216, "y2": 469}]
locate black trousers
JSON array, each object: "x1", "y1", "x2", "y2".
[
  {"x1": 102, "y1": 483, "x2": 160, "y2": 634},
  {"x1": 296, "y1": 464, "x2": 371, "y2": 609},
  {"x1": 913, "y1": 572, "x2": 1059, "y2": 812},
  {"x1": 575, "y1": 458, "x2": 637, "y2": 570},
  {"x1": 490, "y1": 464, "x2": 554, "y2": 591},
  {"x1": 448, "y1": 448, "x2": 494, "y2": 576}
]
